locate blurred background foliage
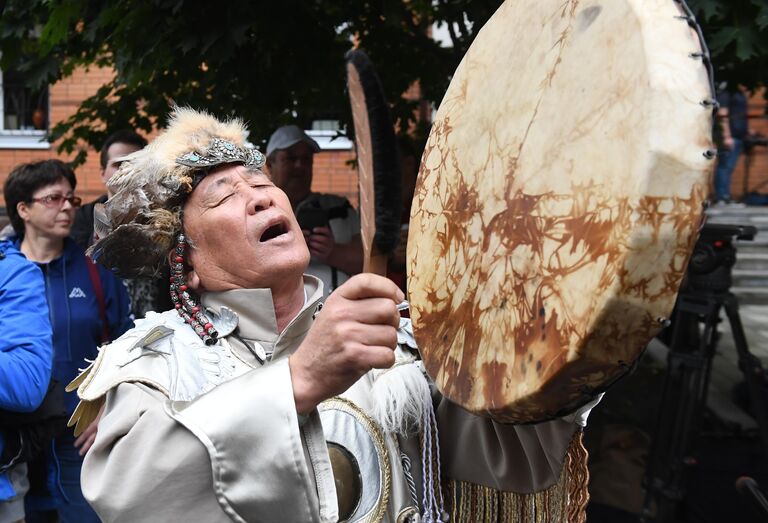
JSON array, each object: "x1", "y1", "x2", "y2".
[{"x1": 0, "y1": 0, "x2": 764, "y2": 164}]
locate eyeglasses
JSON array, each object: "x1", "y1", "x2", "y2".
[{"x1": 28, "y1": 194, "x2": 82, "y2": 208}]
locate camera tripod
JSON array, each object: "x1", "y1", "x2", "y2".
[{"x1": 641, "y1": 225, "x2": 768, "y2": 522}]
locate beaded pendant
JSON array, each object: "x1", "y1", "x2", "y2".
[{"x1": 169, "y1": 233, "x2": 219, "y2": 345}]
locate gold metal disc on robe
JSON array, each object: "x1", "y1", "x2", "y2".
[{"x1": 320, "y1": 398, "x2": 391, "y2": 522}]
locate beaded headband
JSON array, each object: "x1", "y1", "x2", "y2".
[{"x1": 176, "y1": 137, "x2": 265, "y2": 170}]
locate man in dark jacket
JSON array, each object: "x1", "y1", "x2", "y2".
[
  {"x1": 72, "y1": 130, "x2": 173, "y2": 317},
  {"x1": 0, "y1": 240, "x2": 53, "y2": 522},
  {"x1": 71, "y1": 130, "x2": 147, "y2": 248}
]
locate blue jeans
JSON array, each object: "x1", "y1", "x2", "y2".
[
  {"x1": 25, "y1": 440, "x2": 100, "y2": 523},
  {"x1": 714, "y1": 138, "x2": 743, "y2": 201}
]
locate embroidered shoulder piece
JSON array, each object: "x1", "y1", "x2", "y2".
[{"x1": 66, "y1": 310, "x2": 240, "y2": 435}]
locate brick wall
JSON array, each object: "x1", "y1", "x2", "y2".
[
  {"x1": 311, "y1": 150, "x2": 358, "y2": 208},
  {"x1": 729, "y1": 89, "x2": 768, "y2": 200}
]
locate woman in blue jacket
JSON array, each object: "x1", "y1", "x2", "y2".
[
  {"x1": 4, "y1": 160, "x2": 133, "y2": 523},
  {"x1": 0, "y1": 240, "x2": 53, "y2": 522}
]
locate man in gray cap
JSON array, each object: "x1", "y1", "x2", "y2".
[{"x1": 266, "y1": 125, "x2": 362, "y2": 296}]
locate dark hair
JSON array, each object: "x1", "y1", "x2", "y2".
[
  {"x1": 4, "y1": 160, "x2": 78, "y2": 237},
  {"x1": 99, "y1": 130, "x2": 147, "y2": 169}
]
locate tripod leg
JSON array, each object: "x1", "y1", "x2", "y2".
[
  {"x1": 723, "y1": 294, "x2": 768, "y2": 453},
  {"x1": 696, "y1": 299, "x2": 727, "y2": 428},
  {"x1": 642, "y1": 298, "x2": 715, "y2": 522}
]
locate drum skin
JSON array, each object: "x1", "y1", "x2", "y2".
[{"x1": 407, "y1": 0, "x2": 713, "y2": 423}]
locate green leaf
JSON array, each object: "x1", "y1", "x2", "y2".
[
  {"x1": 692, "y1": 0, "x2": 724, "y2": 21},
  {"x1": 39, "y1": 1, "x2": 81, "y2": 54},
  {"x1": 707, "y1": 25, "x2": 740, "y2": 54}
]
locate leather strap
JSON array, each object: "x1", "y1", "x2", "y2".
[{"x1": 85, "y1": 256, "x2": 111, "y2": 344}]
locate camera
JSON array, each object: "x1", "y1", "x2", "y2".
[
  {"x1": 296, "y1": 207, "x2": 329, "y2": 231},
  {"x1": 684, "y1": 222, "x2": 756, "y2": 294}
]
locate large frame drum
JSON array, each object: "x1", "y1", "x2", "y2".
[{"x1": 407, "y1": 0, "x2": 714, "y2": 423}]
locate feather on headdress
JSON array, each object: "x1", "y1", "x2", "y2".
[{"x1": 89, "y1": 107, "x2": 264, "y2": 277}]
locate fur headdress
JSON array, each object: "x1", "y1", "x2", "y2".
[{"x1": 89, "y1": 107, "x2": 264, "y2": 277}]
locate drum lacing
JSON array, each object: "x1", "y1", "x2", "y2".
[
  {"x1": 673, "y1": 0, "x2": 717, "y2": 113},
  {"x1": 674, "y1": 0, "x2": 719, "y2": 161}
]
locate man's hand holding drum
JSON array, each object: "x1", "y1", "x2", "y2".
[{"x1": 290, "y1": 274, "x2": 403, "y2": 415}]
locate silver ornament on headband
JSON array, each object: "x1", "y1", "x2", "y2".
[{"x1": 176, "y1": 137, "x2": 265, "y2": 169}]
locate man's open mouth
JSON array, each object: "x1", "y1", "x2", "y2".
[{"x1": 260, "y1": 222, "x2": 288, "y2": 242}]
